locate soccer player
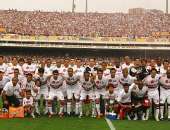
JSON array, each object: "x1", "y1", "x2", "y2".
[
  {"x1": 131, "y1": 78, "x2": 149, "y2": 120},
  {"x1": 117, "y1": 83, "x2": 133, "y2": 120},
  {"x1": 104, "y1": 84, "x2": 118, "y2": 115},
  {"x1": 65, "y1": 68, "x2": 80, "y2": 116},
  {"x1": 94, "y1": 69, "x2": 108, "y2": 118},
  {"x1": 143, "y1": 68, "x2": 160, "y2": 121},
  {"x1": 159, "y1": 69, "x2": 170, "y2": 120},
  {"x1": 47, "y1": 70, "x2": 65, "y2": 117},
  {"x1": 23, "y1": 90, "x2": 35, "y2": 118},
  {"x1": 79, "y1": 71, "x2": 94, "y2": 118}
]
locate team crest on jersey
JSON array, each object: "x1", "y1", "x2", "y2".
[{"x1": 151, "y1": 80, "x2": 154, "y2": 83}]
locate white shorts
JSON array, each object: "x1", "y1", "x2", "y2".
[
  {"x1": 160, "y1": 87, "x2": 170, "y2": 104},
  {"x1": 40, "y1": 88, "x2": 48, "y2": 97},
  {"x1": 67, "y1": 88, "x2": 80, "y2": 100},
  {"x1": 95, "y1": 90, "x2": 106, "y2": 99},
  {"x1": 80, "y1": 90, "x2": 95, "y2": 100},
  {"x1": 46, "y1": 91, "x2": 64, "y2": 101},
  {"x1": 148, "y1": 90, "x2": 159, "y2": 104}
]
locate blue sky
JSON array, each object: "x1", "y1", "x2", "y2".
[{"x1": 0, "y1": 0, "x2": 169, "y2": 13}]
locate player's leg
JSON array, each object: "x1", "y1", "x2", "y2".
[
  {"x1": 67, "y1": 89, "x2": 72, "y2": 115},
  {"x1": 153, "y1": 93, "x2": 160, "y2": 121},
  {"x1": 79, "y1": 92, "x2": 86, "y2": 117},
  {"x1": 167, "y1": 95, "x2": 170, "y2": 120},
  {"x1": 95, "y1": 92, "x2": 101, "y2": 118},
  {"x1": 57, "y1": 91, "x2": 65, "y2": 117},
  {"x1": 74, "y1": 91, "x2": 80, "y2": 116},
  {"x1": 159, "y1": 90, "x2": 166, "y2": 120}
]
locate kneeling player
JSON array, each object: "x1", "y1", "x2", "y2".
[
  {"x1": 131, "y1": 78, "x2": 149, "y2": 120},
  {"x1": 47, "y1": 70, "x2": 65, "y2": 117},
  {"x1": 104, "y1": 84, "x2": 118, "y2": 115},
  {"x1": 117, "y1": 83, "x2": 133, "y2": 120},
  {"x1": 159, "y1": 69, "x2": 170, "y2": 120},
  {"x1": 23, "y1": 90, "x2": 35, "y2": 118}
]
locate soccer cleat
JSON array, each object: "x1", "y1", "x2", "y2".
[
  {"x1": 31, "y1": 113, "x2": 35, "y2": 119},
  {"x1": 155, "y1": 116, "x2": 160, "y2": 122},
  {"x1": 142, "y1": 114, "x2": 146, "y2": 121},
  {"x1": 59, "y1": 113, "x2": 64, "y2": 118},
  {"x1": 160, "y1": 116, "x2": 164, "y2": 121},
  {"x1": 127, "y1": 115, "x2": 131, "y2": 120}
]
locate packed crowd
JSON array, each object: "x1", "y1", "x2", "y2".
[
  {"x1": 0, "y1": 9, "x2": 170, "y2": 37},
  {"x1": 0, "y1": 55, "x2": 170, "y2": 121}
]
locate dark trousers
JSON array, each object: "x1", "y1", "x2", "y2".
[{"x1": 3, "y1": 95, "x2": 20, "y2": 109}]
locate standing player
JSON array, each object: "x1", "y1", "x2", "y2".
[
  {"x1": 143, "y1": 68, "x2": 160, "y2": 121},
  {"x1": 22, "y1": 58, "x2": 37, "y2": 75},
  {"x1": 65, "y1": 68, "x2": 80, "y2": 116},
  {"x1": 47, "y1": 70, "x2": 65, "y2": 117},
  {"x1": 94, "y1": 69, "x2": 108, "y2": 118},
  {"x1": 79, "y1": 71, "x2": 94, "y2": 118},
  {"x1": 33, "y1": 68, "x2": 48, "y2": 114},
  {"x1": 159, "y1": 69, "x2": 170, "y2": 120}
]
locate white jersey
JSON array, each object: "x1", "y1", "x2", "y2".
[
  {"x1": 119, "y1": 74, "x2": 134, "y2": 87},
  {"x1": 80, "y1": 76, "x2": 94, "y2": 92},
  {"x1": 121, "y1": 63, "x2": 134, "y2": 70},
  {"x1": 44, "y1": 65, "x2": 54, "y2": 76},
  {"x1": 0, "y1": 63, "x2": 8, "y2": 73},
  {"x1": 75, "y1": 67, "x2": 85, "y2": 77},
  {"x1": 23, "y1": 97, "x2": 34, "y2": 106},
  {"x1": 48, "y1": 75, "x2": 64, "y2": 91},
  {"x1": 24, "y1": 80, "x2": 35, "y2": 91},
  {"x1": 22, "y1": 63, "x2": 37, "y2": 75},
  {"x1": 107, "y1": 75, "x2": 120, "y2": 90},
  {"x1": 0, "y1": 76, "x2": 10, "y2": 89},
  {"x1": 6, "y1": 63, "x2": 23, "y2": 76},
  {"x1": 117, "y1": 89, "x2": 132, "y2": 103},
  {"x1": 131, "y1": 83, "x2": 148, "y2": 98},
  {"x1": 9, "y1": 74, "x2": 27, "y2": 89},
  {"x1": 105, "y1": 91, "x2": 116, "y2": 104},
  {"x1": 113, "y1": 66, "x2": 122, "y2": 76},
  {"x1": 159, "y1": 74, "x2": 170, "y2": 90},
  {"x1": 103, "y1": 69, "x2": 110, "y2": 78},
  {"x1": 94, "y1": 76, "x2": 108, "y2": 91},
  {"x1": 3, "y1": 81, "x2": 22, "y2": 97},
  {"x1": 31, "y1": 85, "x2": 40, "y2": 97},
  {"x1": 143, "y1": 74, "x2": 160, "y2": 91},
  {"x1": 33, "y1": 74, "x2": 48, "y2": 90},
  {"x1": 65, "y1": 74, "x2": 80, "y2": 88}
]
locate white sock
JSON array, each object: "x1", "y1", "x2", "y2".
[
  {"x1": 160, "y1": 105, "x2": 164, "y2": 119},
  {"x1": 96, "y1": 103, "x2": 100, "y2": 116},
  {"x1": 35, "y1": 101, "x2": 40, "y2": 114},
  {"x1": 79, "y1": 101, "x2": 83, "y2": 116},
  {"x1": 59, "y1": 103, "x2": 64, "y2": 114},
  {"x1": 155, "y1": 108, "x2": 159, "y2": 120},
  {"x1": 44, "y1": 101, "x2": 48, "y2": 113},
  {"x1": 48, "y1": 106, "x2": 53, "y2": 114},
  {"x1": 168, "y1": 105, "x2": 170, "y2": 118},
  {"x1": 75, "y1": 102, "x2": 79, "y2": 115},
  {"x1": 145, "y1": 109, "x2": 150, "y2": 120},
  {"x1": 92, "y1": 101, "x2": 96, "y2": 116},
  {"x1": 67, "y1": 102, "x2": 71, "y2": 115}
]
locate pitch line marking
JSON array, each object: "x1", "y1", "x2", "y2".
[{"x1": 105, "y1": 117, "x2": 116, "y2": 130}]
